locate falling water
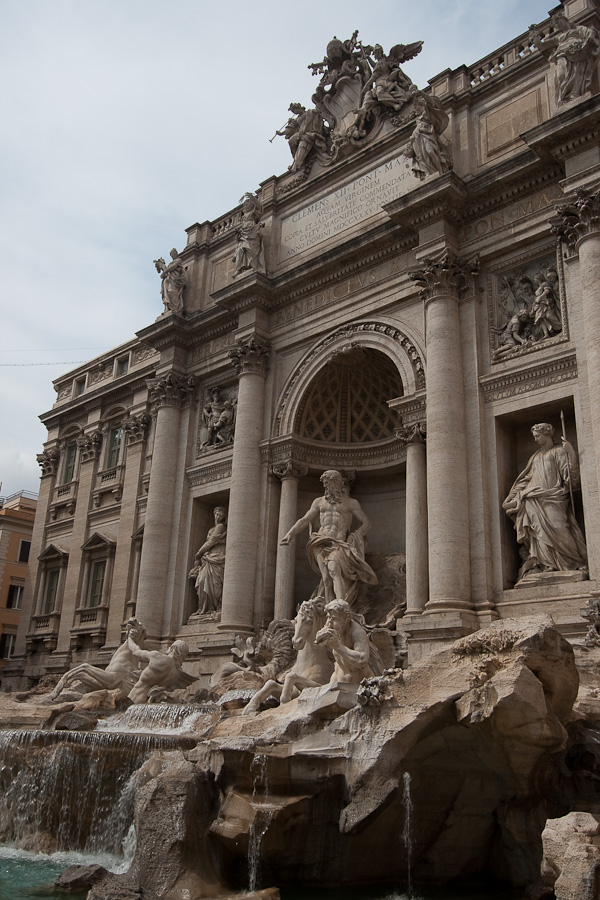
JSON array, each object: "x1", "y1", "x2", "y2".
[
  {"x1": 0, "y1": 729, "x2": 195, "y2": 856},
  {"x1": 96, "y1": 702, "x2": 216, "y2": 734},
  {"x1": 248, "y1": 753, "x2": 274, "y2": 893},
  {"x1": 403, "y1": 771, "x2": 413, "y2": 898}
]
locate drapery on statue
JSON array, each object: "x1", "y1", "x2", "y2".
[
  {"x1": 315, "y1": 599, "x2": 376, "y2": 684},
  {"x1": 126, "y1": 636, "x2": 196, "y2": 704},
  {"x1": 353, "y1": 41, "x2": 421, "y2": 135},
  {"x1": 275, "y1": 102, "x2": 329, "y2": 172},
  {"x1": 49, "y1": 618, "x2": 146, "y2": 700},
  {"x1": 281, "y1": 469, "x2": 377, "y2": 607},
  {"x1": 503, "y1": 422, "x2": 587, "y2": 582},
  {"x1": 153, "y1": 248, "x2": 186, "y2": 314},
  {"x1": 188, "y1": 507, "x2": 227, "y2": 617},
  {"x1": 531, "y1": 271, "x2": 562, "y2": 339},
  {"x1": 531, "y1": 14, "x2": 600, "y2": 104},
  {"x1": 404, "y1": 88, "x2": 452, "y2": 179},
  {"x1": 233, "y1": 193, "x2": 265, "y2": 278}
]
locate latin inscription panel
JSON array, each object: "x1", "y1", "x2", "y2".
[{"x1": 280, "y1": 155, "x2": 418, "y2": 260}]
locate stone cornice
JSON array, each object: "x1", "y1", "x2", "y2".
[
  {"x1": 522, "y1": 94, "x2": 600, "y2": 164},
  {"x1": 261, "y1": 434, "x2": 407, "y2": 471},
  {"x1": 479, "y1": 352, "x2": 577, "y2": 403},
  {"x1": 186, "y1": 457, "x2": 232, "y2": 488},
  {"x1": 136, "y1": 313, "x2": 194, "y2": 354},
  {"x1": 388, "y1": 390, "x2": 427, "y2": 428},
  {"x1": 383, "y1": 171, "x2": 469, "y2": 232},
  {"x1": 211, "y1": 272, "x2": 273, "y2": 314}
]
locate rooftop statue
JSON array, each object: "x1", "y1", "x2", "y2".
[
  {"x1": 404, "y1": 87, "x2": 452, "y2": 179},
  {"x1": 530, "y1": 14, "x2": 600, "y2": 104},
  {"x1": 503, "y1": 422, "x2": 587, "y2": 582},
  {"x1": 233, "y1": 192, "x2": 265, "y2": 278},
  {"x1": 274, "y1": 32, "x2": 423, "y2": 172},
  {"x1": 49, "y1": 618, "x2": 146, "y2": 700},
  {"x1": 153, "y1": 248, "x2": 186, "y2": 315},
  {"x1": 281, "y1": 469, "x2": 377, "y2": 607},
  {"x1": 188, "y1": 506, "x2": 227, "y2": 619}
]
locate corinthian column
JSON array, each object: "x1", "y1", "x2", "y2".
[
  {"x1": 272, "y1": 460, "x2": 308, "y2": 620},
  {"x1": 135, "y1": 373, "x2": 196, "y2": 641},
  {"x1": 409, "y1": 252, "x2": 478, "y2": 613},
  {"x1": 398, "y1": 423, "x2": 428, "y2": 614},
  {"x1": 552, "y1": 189, "x2": 600, "y2": 489},
  {"x1": 219, "y1": 335, "x2": 270, "y2": 633}
]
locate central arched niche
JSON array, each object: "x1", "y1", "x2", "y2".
[
  {"x1": 294, "y1": 347, "x2": 402, "y2": 443},
  {"x1": 290, "y1": 347, "x2": 407, "y2": 623}
]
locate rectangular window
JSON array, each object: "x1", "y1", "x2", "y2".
[
  {"x1": 107, "y1": 428, "x2": 122, "y2": 469},
  {"x1": 6, "y1": 585, "x2": 23, "y2": 609},
  {"x1": 116, "y1": 356, "x2": 129, "y2": 377},
  {"x1": 74, "y1": 377, "x2": 86, "y2": 396},
  {"x1": 88, "y1": 560, "x2": 106, "y2": 607},
  {"x1": 43, "y1": 569, "x2": 59, "y2": 614},
  {"x1": 0, "y1": 633, "x2": 16, "y2": 659},
  {"x1": 18, "y1": 541, "x2": 31, "y2": 563},
  {"x1": 63, "y1": 444, "x2": 77, "y2": 483}
]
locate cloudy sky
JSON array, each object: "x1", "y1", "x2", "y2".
[{"x1": 0, "y1": 0, "x2": 551, "y2": 497}]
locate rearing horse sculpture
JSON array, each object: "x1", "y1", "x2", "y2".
[{"x1": 242, "y1": 596, "x2": 334, "y2": 716}]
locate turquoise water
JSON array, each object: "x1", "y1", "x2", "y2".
[
  {"x1": 0, "y1": 849, "x2": 526, "y2": 900},
  {"x1": 0, "y1": 847, "x2": 126, "y2": 900}
]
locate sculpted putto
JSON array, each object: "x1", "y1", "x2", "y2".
[
  {"x1": 503, "y1": 423, "x2": 587, "y2": 581},
  {"x1": 281, "y1": 469, "x2": 377, "y2": 607},
  {"x1": 154, "y1": 248, "x2": 186, "y2": 314},
  {"x1": 189, "y1": 507, "x2": 227, "y2": 618}
]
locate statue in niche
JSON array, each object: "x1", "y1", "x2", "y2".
[
  {"x1": 404, "y1": 87, "x2": 452, "y2": 179},
  {"x1": 49, "y1": 618, "x2": 146, "y2": 700},
  {"x1": 153, "y1": 248, "x2": 186, "y2": 315},
  {"x1": 281, "y1": 469, "x2": 378, "y2": 607},
  {"x1": 233, "y1": 193, "x2": 265, "y2": 278},
  {"x1": 201, "y1": 387, "x2": 236, "y2": 448},
  {"x1": 126, "y1": 636, "x2": 196, "y2": 703},
  {"x1": 502, "y1": 423, "x2": 587, "y2": 583},
  {"x1": 188, "y1": 507, "x2": 227, "y2": 618},
  {"x1": 315, "y1": 599, "x2": 379, "y2": 684},
  {"x1": 531, "y1": 14, "x2": 600, "y2": 104},
  {"x1": 275, "y1": 102, "x2": 329, "y2": 172}
]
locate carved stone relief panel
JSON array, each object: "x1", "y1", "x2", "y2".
[
  {"x1": 488, "y1": 247, "x2": 568, "y2": 364},
  {"x1": 196, "y1": 384, "x2": 238, "y2": 455}
]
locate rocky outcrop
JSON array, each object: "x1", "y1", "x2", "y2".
[
  {"x1": 89, "y1": 616, "x2": 581, "y2": 897},
  {"x1": 536, "y1": 812, "x2": 600, "y2": 900}
]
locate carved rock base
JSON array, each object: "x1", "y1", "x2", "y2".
[{"x1": 515, "y1": 569, "x2": 589, "y2": 590}]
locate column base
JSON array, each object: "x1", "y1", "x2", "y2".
[
  {"x1": 399, "y1": 610, "x2": 479, "y2": 665},
  {"x1": 217, "y1": 621, "x2": 256, "y2": 636}
]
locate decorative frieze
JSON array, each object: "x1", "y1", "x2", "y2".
[
  {"x1": 123, "y1": 412, "x2": 151, "y2": 444},
  {"x1": 147, "y1": 372, "x2": 197, "y2": 412},
  {"x1": 480, "y1": 353, "x2": 577, "y2": 403},
  {"x1": 37, "y1": 448, "x2": 60, "y2": 476},
  {"x1": 409, "y1": 251, "x2": 479, "y2": 301},
  {"x1": 263, "y1": 434, "x2": 407, "y2": 471},
  {"x1": 76, "y1": 430, "x2": 103, "y2": 463},
  {"x1": 134, "y1": 344, "x2": 159, "y2": 363},
  {"x1": 186, "y1": 458, "x2": 233, "y2": 488},
  {"x1": 550, "y1": 188, "x2": 600, "y2": 248},
  {"x1": 229, "y1": 335, "x2": 270, "y2": 376}
]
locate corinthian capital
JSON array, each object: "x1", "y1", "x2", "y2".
[
  {"x1": 550, "y1": 189, "x2": 600, "y2": 248},
  {"x1": 123, "y1": 412, "x2": 151, "y2": 444},
  {"x1": 409, "y1": 251, "x2": 479, "y2": 301},
  {"x1": 229, "y1": 335, "x2": 270, "y2": 376},
  {"x1": 37, "y1": 448, "x2": 60, "y2": 477},
  {"x1": 271, "y1": 461, "x2": 308, "y2": 481},
  {"x1": 397, "y1": 422, "x2": 427, "y2": 446},
  {"x1": 148, "y1": 372, "x2": 197, "y2": 411},
  {"x1": 76, "y1": 429, "x2": 103, "y2": 463}
]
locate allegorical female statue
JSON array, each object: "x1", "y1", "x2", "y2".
[
  {"x1": 503, "y1": 423, "x2": 587, "y2": 582},
  {"x1": 188, "y1": 507, "x2": 227, "y2": 617},
  {"x1": 153, "y1": 248, "x2": 186, "y2": 314}
]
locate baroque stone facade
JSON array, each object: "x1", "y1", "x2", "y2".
[{"x1": 6, "y1": 1, "x2": 600, "y2": 686}]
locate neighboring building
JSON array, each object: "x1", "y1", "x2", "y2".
[
  {"x1": 0, "y1": 491, "x2": 37, "y2": 682},
  {"x1": 5, "y1": 2, "x2": 600, "y2": 689}
]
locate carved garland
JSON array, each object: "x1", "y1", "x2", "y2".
[{"x1": 275, "y1": 322, "x2": 425, "y2": 437}]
